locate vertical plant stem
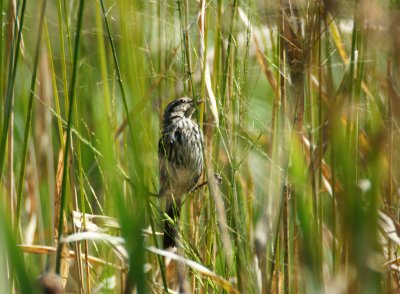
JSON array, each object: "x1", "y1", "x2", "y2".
[
  {"x1": 44, "y1": 20, "x2": 63, "y2": 142},
  {"x1": 57, "y1": 0, "x2": 70, "y2": 115},
  {"x1": 325, "y1": 14, "x2": 336, "y2": 274},
  {"x1": 0, "y1": 0, "x2": 27, "y2": 180},
  {"x1": 212, "y1": 0, "x2": 222, "y2": 92},
  {"x1": 317, "y1": 3, "x2": 324, "y2": 283},
  {"x1": 221, "y1": 0, "x2": 238, "y2": 104},
  {"x1": 99, "y1": 0, "x2": 135, "y2": 144},
  {"x1": 0, "y1": 0, "x2": 3, "y2": 131},
  {"x1": 15, "y1": 0, "x2": 48, "y2": 234},
  {"x1": 62, "y1": 0, "x2": 73, "y2": 60},
  {"x1": 55, "y1": 0, "x2": 85, "y2": 274},
  {"x1": 146, "y1": 201, "x2": 168, "y2": 292},
  {"x1": 283, "y1": 184, "x2": 289, "y2": 294},
  {"x1": 176, "y1": 0, "x2": 194, "y2": 97}
]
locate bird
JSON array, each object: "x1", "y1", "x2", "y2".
[{"x1": 158, "y1": 97, "x2": 204, "y2": 248}]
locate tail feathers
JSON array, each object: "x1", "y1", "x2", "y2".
[{"x1": 163, "y1": 199, "x2": 182, "y2": 248}]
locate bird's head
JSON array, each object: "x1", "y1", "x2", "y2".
[{"x1": 163, "y1": 97, "x2": 203, "y2": 120}]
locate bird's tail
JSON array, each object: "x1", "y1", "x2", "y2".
[{"x1": 163, "y1": 198, "x2": 182, "y2": 248}]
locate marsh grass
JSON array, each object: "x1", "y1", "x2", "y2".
[{"x1": 1, "y1": 0, "x2": 400, "y2": 293}]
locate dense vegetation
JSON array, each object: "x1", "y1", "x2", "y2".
[{"x1": 1, "y1": 0, "x2": 400, "y2": 293}]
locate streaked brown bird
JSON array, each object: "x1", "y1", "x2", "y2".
[{"x1": 158, "y1": 97, "x2": 204, "y2": 248}]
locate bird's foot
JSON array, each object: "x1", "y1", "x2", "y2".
[{"x1": 191, "y1": 173, "x2": 223, "y2": 193}]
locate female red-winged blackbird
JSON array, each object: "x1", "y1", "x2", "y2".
[{"x1": 158, "y1": 97, "x2": 204, "y2": 248}]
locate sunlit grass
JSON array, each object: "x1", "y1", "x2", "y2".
[{"x1": 1, "y1": 0, "x2": 400, "y2": 293}]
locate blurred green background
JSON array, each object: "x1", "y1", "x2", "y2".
[{"x1": 1, "y1": 0, "x2": 400, "y2": 293}]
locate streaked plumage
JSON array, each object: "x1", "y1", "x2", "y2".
[{"x1": 158, "y1": 97, "x2": 203, "y2": 248}]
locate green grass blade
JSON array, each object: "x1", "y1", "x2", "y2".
[{"x1": 55, "y1": 0, "x2": 85, "y2": 275}]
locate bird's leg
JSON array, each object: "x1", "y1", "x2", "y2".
[
  {"x1": 191, "y1": 173, "x2": 222, "y2": 193},
  {"x1": 163, "y1": 197, "x2": 182, "y2": 248},
  {"x1": 151, "y1": 173, "x2": 222, "y2": 197}
]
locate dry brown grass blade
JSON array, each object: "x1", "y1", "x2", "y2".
[
  {"x1": 254, "y1": 36, "x2": 278, "y2": 96},
  {"x1": 72, "y1": 210, "x2": 121, "y2": 231},
  {"x1": 387, "y1": 59, "x2": 400, "y2": 118},
  {"x1": 199, "y1": 0, "x2": 219, "y2": 126},
  {"x1": 300, "y1": 134, "x2": 339, "y2": 196},
  {"x1": 328, "y1": 12, "x2": 374, "y2": 105},
  {"x1": 72, "y1": 210, "x2": 164, "y2": 237},
  {"x1": 54, "y1": 141, "x2": 70, "y2": 287},
  {"x1": 18, "y1": 244, "x2": 128, "y2": 273},
  {"x1": 147, "y1": 246, "x2": 240, "y2": 294},
  {"x1": 379, "y1": 211, "x2": 400, "y2": 246},
  {"x1": 282, "y1": 9, "x2": 303, "y2": 75},
  {"x1": 6, "y1": 0, "x2": 25, "y2": 60},
  {"x1": 62, "y1": 232, "x2": 128, "y2": 262},
  {"x1": 207, "y1": 171, "x2": 233, "y2": 268},
  {"x1": 327, "y1": 13, "x2": 348, "y2": 64},
  {"x1": 271, "y1": 270, "x2": 283, "y2": 294},
  {"x1": 310, "y1": 74, "x2": 330, "y2": 105},
  {"x1": 163, "y1": 249, "x2": 191, "y2": 294}
]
